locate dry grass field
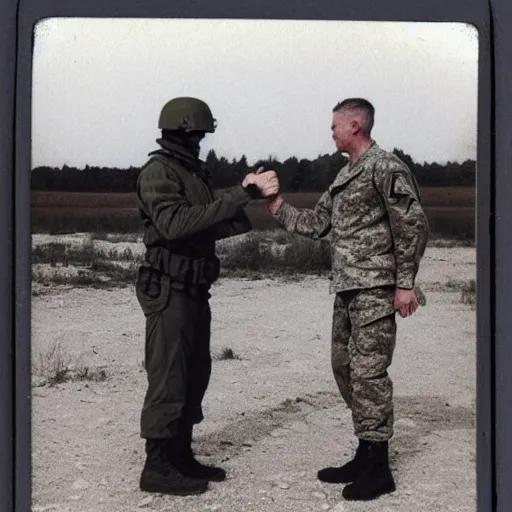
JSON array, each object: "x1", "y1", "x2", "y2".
[
  {"x1": 30, "y1": 187, "x2": 475, "y2": 209},
  {"x1": 416, "y1": 187, "x2": 474, "y2": 206},
  {"x1": 31, "y1": 187, "x2": 475, "y2": 240},
  {"x1": 32, "y1": 192, "x2": 137, "y2": 208}
]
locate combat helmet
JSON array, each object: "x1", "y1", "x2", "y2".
[{"x1": 158, "y1": 97, "x2": 217, "y2": 133}]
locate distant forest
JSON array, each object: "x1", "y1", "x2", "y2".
[{"x1": 31, "y1": 148, "x2": 476, "y2": 193}]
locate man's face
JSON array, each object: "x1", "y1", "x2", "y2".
[{"x1": 331, "y1": 110, "x2": 355, "y2": 152}]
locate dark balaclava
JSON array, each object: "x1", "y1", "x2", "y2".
[{"x1": 161, "y1": 129, "x2": 204, "y2": 158}]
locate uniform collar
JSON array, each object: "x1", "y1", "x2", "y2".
[
  {"x1": 328, "y1": 140, "x2": 380, "y2": 193},
  {"x1": 150, "y1": 138, "x2": 210, "y2": 182},
  {"x1": 348, "y1": 139, "x2": 379, "y2": 169}
]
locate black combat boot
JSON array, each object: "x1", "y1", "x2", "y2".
[
  {"x1": 177, "y1": 424, "x2": 227, "y2": 482},
  {"x1": 317, "y1": 439, "x2": 369, "y2": 483},
  {"x1": 342, "y1": 440, "x2": 395, "y2": 500},
  {"x1": 139, "y1": 438, "x2": 208, "y2": 495}
]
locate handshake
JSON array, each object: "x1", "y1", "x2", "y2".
[{"x1": 242, "y1": 166, "x2": 279, "y2": 199}]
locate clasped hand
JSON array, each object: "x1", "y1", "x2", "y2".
[{"x1": 243, "y1": 166, "x2": 279, "y2": 198}]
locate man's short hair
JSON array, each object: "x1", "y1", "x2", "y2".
[{"x1": 333, "y1": 98, "x2": 375, "y2": 136}]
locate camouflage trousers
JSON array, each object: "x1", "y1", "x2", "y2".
[{"x1": 331, "y1": 286, "x2": 397, "y2": 442}]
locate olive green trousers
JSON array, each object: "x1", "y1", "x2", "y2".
[{"x1": 136, "y1": 267, "x2": 212, "y2": 439}]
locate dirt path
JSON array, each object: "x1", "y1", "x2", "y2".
[{"x1": 31, "y1": 246, "x2": 476, "y2": 512}]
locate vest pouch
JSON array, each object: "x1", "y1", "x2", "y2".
[
  {"x1": 157, "y1": 248, "x2": 220, "y2": 286},
  {"x1": 136, "y1": 266, "x2": 172, "y2": 316},
  {"x1": 190, "y1": 256, "x2": 220, "y2": 285}
]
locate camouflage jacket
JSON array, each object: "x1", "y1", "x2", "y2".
[
  {"x1": 272, "y1": 141, "x2": 429, "y2": 293},
  {"x1": 136, "y1": 138, "x2": 253, "y2": 266}
]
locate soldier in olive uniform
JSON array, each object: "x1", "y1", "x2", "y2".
[
  {"x1": 135, "y1": 97, "x2": 278, "y2": 496},
  {"x1": 267, "y1": 98, "x2": 429, "y2": 501}
]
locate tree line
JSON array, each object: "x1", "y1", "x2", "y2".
[{"x1": 31, "y1": 148, "x2": 475, "y2": 193}]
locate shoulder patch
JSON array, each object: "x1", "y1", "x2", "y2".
[{"x1": 388, "y1": 170, "x2": 421, "y2": 202}]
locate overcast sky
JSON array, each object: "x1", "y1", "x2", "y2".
[{"x1": 31, "y1": 18, "x2": 478, "y2": 169}]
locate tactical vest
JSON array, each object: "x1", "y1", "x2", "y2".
[{"x1": 137, "y1": 151, "x2": 220, "y2": 287}]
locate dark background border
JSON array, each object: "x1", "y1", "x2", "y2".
[
  {"x1": 1, "y1": 0, "x2": 507, "y2": 510},
  {"x1": 488, "y1": 2, "x2": 512, "y2": 512},
  {"x1": 0, "y1": 1, "x2": 17, "y2": 512}
]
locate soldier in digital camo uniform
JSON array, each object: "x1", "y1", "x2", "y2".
[
  {"x1": 135, "y1": 97, "x2": 278, "y2": 496},
  {"x1": 267, "y1": 98, "x2": 429, "y2": 501}
]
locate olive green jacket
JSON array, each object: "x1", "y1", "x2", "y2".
[
  {"x1": 136, "y1": 138, "x2": 253, "y2": 268},
  {"x1": 272, "y1": 141, "x2": 429, "y2": 292}
]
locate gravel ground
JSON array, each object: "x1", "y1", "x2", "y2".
[{"x1": 30, "y1": 243, "x2": 476, "y2": 512}]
